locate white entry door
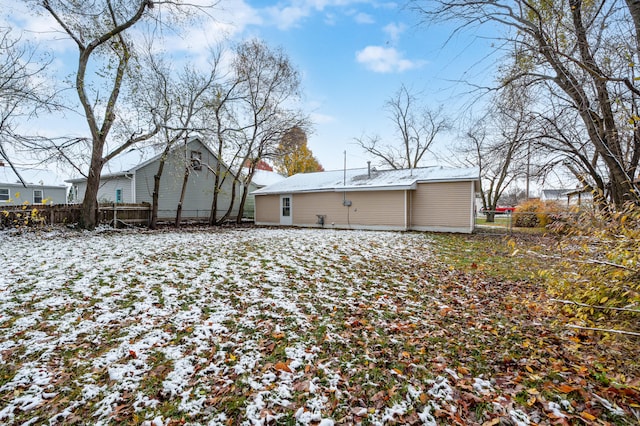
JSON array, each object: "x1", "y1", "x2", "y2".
[{"x1": 280, "y1": 195, "x2": 292, "y2": 225}]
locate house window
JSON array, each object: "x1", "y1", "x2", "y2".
[
  {"x1": 34, "y1": 190, "x2": 43, "y2": 204},
  {"x1": 0, "y1": 188, "x2": 8, "y2": 201},
  {"x1": 282, "y1": 196, "x2": 291, "y2": 217},
  {"x1": 190, "y1": 151, "x2": 202, "y2": 170},
  {"x1": 115, "y1": 188, "x2": 123, "y2": 203}
]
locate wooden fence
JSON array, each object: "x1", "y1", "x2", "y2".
[{"x1": 1, "y1": 203, "x2": 151, "y2": 228}]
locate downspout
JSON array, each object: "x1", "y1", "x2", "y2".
[
  {"x1": 404, "y1": 189, "x2": 408, "y2": 231},
  {"x1": 131, "y1": 172, "x2": 136, "y2": 203},
  {"x1": 470, "y1": 180, "x2": 476, "y2": 233}
]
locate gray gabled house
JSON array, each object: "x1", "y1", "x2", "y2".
[{"x1": 67, "y1": 138, "x2": 247, "y2": 222}]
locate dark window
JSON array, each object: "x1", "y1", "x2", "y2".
[
  {"x1": 34, "y1": 190, "x2": 43, "y2": 204},
  {"x1": 0, "y1": 188, "x2": 8, "y2": 201},
  {"x1": 282, "y1": 197, "x2": 291, "y2": 217},
  {"x1": 190, "y1": 151, "x2": 202, "y2": 170}
]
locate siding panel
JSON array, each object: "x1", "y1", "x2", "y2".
[
  {"x1": 411, "y1": 182, "x2": 472, "y2": 231},
  {"x1": 96, "y1": 177, "x2": 133, "y2": 203},
  {"x1": 292, "y1": 192, "x2": 346, "y2": 225},
  {"x1": 291, "y1": 191, "x2": 406, "y2": 229},
  {"x1": 348, "y1": 191, "x2": 405, "y2": 226},
  {"x1": 255, "y1": 194, "x2": 280, "y2": 224}
]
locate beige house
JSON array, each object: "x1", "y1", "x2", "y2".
[{"x1": 252, "y1": 166, "x2": 480, "y2": 233}]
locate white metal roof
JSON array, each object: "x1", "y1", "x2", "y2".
[
  {"x1": 250, "y1": 169, "x2": 286, "y2": 187},
  {"x1": 252, "y1": 166, "x2": 480, "y2": 195},
  {"x1": 0, "y1": 164, "x2": 67, "y2": 188}
]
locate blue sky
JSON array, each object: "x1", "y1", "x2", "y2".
[
  {"x1": 239, "y1": 1, "x2": 497, "y2": 170},
  {"x1": 4, "y1": 0, "x2": 498, "y2": 173}
]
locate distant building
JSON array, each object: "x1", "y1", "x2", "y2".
[
  {"x1": 0, "y1": 161, "x2": 68, "y2": 206},
  {"x1": 541, "y1": 188, "x2": 593, "y2": 206}
]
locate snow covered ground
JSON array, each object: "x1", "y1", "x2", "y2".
[{"x1": 0, "y1": 227, "x2": 629, "y2": 425}]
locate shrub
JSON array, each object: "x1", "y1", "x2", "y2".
[
  {"x1": 0, "y1": 202, "x2": 47, "y2": 231},
  {"x1": 512, "y1": 199, "x2": 560, "y2": 228},
  {"x1": 542, "y1": 202, "x2": 640, "y2": 332}
]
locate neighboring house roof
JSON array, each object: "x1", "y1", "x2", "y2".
[
  {"x1": 541, "y1": 189, "x2": 572, "y2": 199},
  {"x1": 250, "y1": 169, "x2": 286, "y2": 188},
  {"x1": 0, "y1": 164, "x2": 67, "y2": 188},
  {"x1": 252, "y1": 166, "x2": 480, "y2": 195},
  {"x1": 65, "y1": 138, "x2": 219, "y2": 183},
  {"x1": 66, "y1": 145, "x2": 161, "y2": 183}
]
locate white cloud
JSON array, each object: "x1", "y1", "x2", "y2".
[
  {"x1": 266, "y1": 5, "x2": 310, "y2": 30},
  {"x1": 354, "y1": 12, "x2": 375, "y2": 24},
  {"x1": 138, "y1": 1, "x2": 262, "y2": 69},
  {"x1": 264, "y1": 0, "x2": 374, "y2": 30},
  {"x1": 324, "y1": 12, "x2": 338, "y2": 26},
  {"x1": 355, "y1": 45, "x2": 424, "y2": 73},
  {"x1": 310, "y1": 111, "x2": 336, "y2": 124},
  {"x1": 383, "y1": 22, "x2": 406, "y2": 44}
]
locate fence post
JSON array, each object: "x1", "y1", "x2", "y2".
[{"x1": 508, "y1": 211, "x2": 512, "y2": 234}]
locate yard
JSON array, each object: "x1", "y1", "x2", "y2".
[{"x1": 0, "y1": 227, "x2": 638, "y2": 425}]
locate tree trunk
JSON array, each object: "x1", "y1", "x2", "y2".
[
  {"x1": 79, "y1": 151, "x2": 105, "y2": 230},
  {"x1": 175, "y1": 167, "x2": 190, "y2": 227},
  {"x1": 235, "y1": 166, "x2": 256, "y2": 224},
  {"x1": 215, "y1": 175, "x2": 238, "y2": 225},
  {"x1": 569, "y1": 1, "x2": 636, "y2": 206},
  {"x1": 209, "y1": 161, "x2": 222, "y2": 225},
  {"x1": 626, "y1": 0, "x2": 640, "y2": 56},
  {"x1": 236, "y1": 182, "x2": 250, "y2": 224},
  {"x1": 485, "y1": 211, "x2": 496, "y2": 223},
  {"x1": 150, "y1": 147, "x2": 170, "y2": 230}
]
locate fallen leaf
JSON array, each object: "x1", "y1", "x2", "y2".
[
  {"x1": 274, "y1": 361, "x2": 292, "y2": 373},
  {"x1": 556, "y1": 384, "x2": 577, "y2": 393},
  {"x1": 457, "y1": 366, "x2": 470, "y2": 375},
  {"x1": 580, "y1": 411, "x2": 596, "y2": 421}
]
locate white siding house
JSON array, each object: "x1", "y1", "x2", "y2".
[
  {"x1": 67, "y1": 138, "x2": 248, "y2": 221},
  {"x1": 0, "y1": 162, "x2": 68, "y2": 206}
]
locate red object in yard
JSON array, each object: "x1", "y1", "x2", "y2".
[
  {"x1": 480, "y1": 206, "x2": 515, "y2": 214},
  {"x1": 494, "y1": 206, "x2": 515, "y2": 213}
]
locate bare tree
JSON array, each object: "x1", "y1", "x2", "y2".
[
  {"x1": 37, "y1": 0, "x2": 213, "y2": 229},
  {"x1": 460, "y1": 82, "x2": 536, "y2": 222},
  {"x1": 213, "y1": 39, "x2": 309, "y2": 225},
  {"x1": 409, "y1": 0, "x2": 640, "y2": 207},
  {"x1": 355, "y1": 84, "x2": 449, "y2": 169},
  {"x1": 202, "y1": 48, "x2": 245, "y2": 226},
  {"x1": 130, "y1": 46, "x2": 219, "y2": 228},
  {"x1": 0, "y1": 27, "x2": 54, "y2": 180},
  {"x1": 529, "y1": 97, "x2": 609, "y2": 206},
  {"x1": 462, "y1": 117, "x2": 525, "y2": 222}
]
